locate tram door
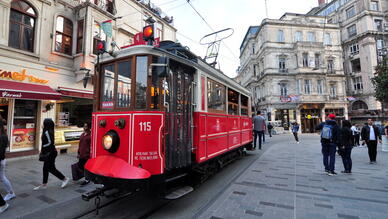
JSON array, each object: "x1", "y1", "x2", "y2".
[{"x1": 165, "y1": 62, "x2": 194, "y2": 170}]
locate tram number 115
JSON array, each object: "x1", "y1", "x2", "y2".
[{"x1": 139, "y1": 122, "x2": 151, "y2": 132}]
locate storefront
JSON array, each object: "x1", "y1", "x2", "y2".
[{"x1": 0, "y1": 80, "x2": 61, "y2": 155}]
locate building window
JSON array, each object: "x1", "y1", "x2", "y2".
[
  {"x1": 156, "y1": 22, "x2": 163, "y2": 40},
  {"x1": 277, "y1": 30, "x2": 284, "y2": 42},
  {"x1": 352, "y1": 100, "x2": 368, "y2": 110},
  {"x1": 296, "y1": 79, "x2": 301, "y2": 94},
  {"x1": 374, "y1": 19, "x2": 383, "y2": 32},
  {"x1": 55, "y1": 16, "x2": 73, "y2": 55},
  {"x1": 295, "y1": 31, "x2": 302, "y2": 42},
  {"x1": 76, "y1": 20, "x2": 84, "y2": 54},
  {"x1": 304, "y1": 79, "x2": 311, "y2": 94},
  {"x1": 370, "y1": 1, "x2": 379, "y2": 11},
  {"x1": 327, "y1": 59, "x2": 334, "y2": 73},
  {"x1": 9, "y1": 0, "x2": 36, "y2": 52},
  {"x1": 376, "y1": 39, "x2": 384, "y2": 50},
  {"x1": 280, "y1": 83, "x2": 287, "y2": 97},
  {"x1": 347, "y1": 24, "x2": 357, "y2": 38},
  {"x1": 307, "y1": 32, "x2": 315, "y2": 42},
  {"x1": 279, "y1": 57, "x2": 286, "y2": 72},
  {"x1": 349, "y1": 43, "x2": 359, "y2": 54},
  {"x1": 346, "y1": 6, "x2": 356, "y2": 19},
  {"x1": 208, "y1": 79, "x2": 226, "y2": 113},
  {"x1": 351, "y1": 58, "x2": 361, "y2": 72},
  {"x1": 317, "y1": 79, "x2": 324, "y2": 94},
  {"x1": 324, "y1": 33, "x2": 331, "y2": 45},
  {"x1": 353, "y1": 76, "x2": 363, "y2": 91},
  {"x1": 314, "y1": 54, "x2": 320, "y2": 69},
  {"x1": 303, "y1": 53, "x2": 309, "y2": 67},
  {"x1": 330, "y1": 84, "x2": 337, "y2": 98}
]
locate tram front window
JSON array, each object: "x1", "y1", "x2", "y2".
[
  {"x1": 101, "y1": 64, "x2": 115, "y2": 109},
  {"x1": 117, "y1": 61, "x2": 131, "y2": 108},
  {"x1": 136, "y1": 56, "x2": 148, "y2": 109}
]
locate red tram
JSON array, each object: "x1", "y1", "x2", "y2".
[{"x1": 84, "y1": 40, "x2": 253, "y2": 197}]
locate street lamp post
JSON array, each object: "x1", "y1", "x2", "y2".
[{"x1": 79, "y1": 67, "x2": 91, "y2": 88}]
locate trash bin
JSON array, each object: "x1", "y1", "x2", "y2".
[{"x1": 382, "y1": 136, "x2": 388, "y2": 152}]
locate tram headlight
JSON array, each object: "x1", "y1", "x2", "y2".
[{"x1": 102, "y1": 130, "x2": 120, "y2": 153}]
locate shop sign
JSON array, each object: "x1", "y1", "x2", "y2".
[
  {"x1": 1, "y1": 91, "x2": 22, "y2": 98},
  {"x1": 0, "y1": 69, "x2": 49, "y2": 84}
]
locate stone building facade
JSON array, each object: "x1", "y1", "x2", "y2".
[
  {"x1": 311, "y1": 0, "x2": 388, "y2": 123},
  {"x1": 0, "y1": 0, "x2": 176, "y2": 157},
  {"x1": 238, "y1": 13, "x2": 348, "y2": 133}
]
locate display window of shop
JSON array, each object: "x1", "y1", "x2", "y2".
[
  {"x1": 56, "y1": 98, "x2": 92, "y2": 127},
  {"x1": 12, "y1": 99, "x2": 37, "y2": 151},
  {"x1": 55, "y1": 98, "x2": 92, "y2": 146}
]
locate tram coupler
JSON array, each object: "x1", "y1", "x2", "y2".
[{"x1": 82, "y1": 186, "x2": 111, "y2": 201}]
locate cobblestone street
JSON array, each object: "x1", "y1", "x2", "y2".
[{"x1": 198, "y1": 134, "x2": 388, "y2": 219}]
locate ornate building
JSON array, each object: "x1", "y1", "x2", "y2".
[{"x1": 238, "y1": 13, "x2": 348, "y2": 133}]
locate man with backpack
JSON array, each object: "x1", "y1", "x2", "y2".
[{"x1": 316, "y1": 114, "x2": 341, "y2": 176}]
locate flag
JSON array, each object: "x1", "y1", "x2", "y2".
[
  {"x1": 347, "y1": 96, "x2": 356, "y2": 101},
  {"x1": 101, "y1": 20, "x2": 112, "y2": 38}
]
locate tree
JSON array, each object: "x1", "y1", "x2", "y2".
[{"x1": 372, "y1": 57, "x2": 388, "y2": 104}]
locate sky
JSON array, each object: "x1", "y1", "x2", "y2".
[{"x1": 150, "y1": 0, "x2": 319, "y2": 78}]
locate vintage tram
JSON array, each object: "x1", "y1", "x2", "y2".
[{"x1": 84, "y1": 40, "x2": 253, "y2": 198}]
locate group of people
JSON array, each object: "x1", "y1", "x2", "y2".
[
  {"x1": 316, "y1": 114, "x2": 383, "y2": 176},
  {"x1": 0, "y1": 118, "x2": 91, "y2": 214}
]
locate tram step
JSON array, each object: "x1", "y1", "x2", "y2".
[{"x1": 164, "y1": 186, "x2": 194, "y2": 200}]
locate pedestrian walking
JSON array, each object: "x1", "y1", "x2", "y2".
[
  {"x1": 353, "y1": 124, "x2": 361, "y2": 147},
  {"x1": 316, "y1": 114, "x2": 341, "y2": 176},
  {"x1": 291, "y1": 122, "x2": 300, "y2": 144},
  {"x1": 252, "y1": 111, "x2": 266, "y2": 150},
  {"x1": 339, "y1": 120, "x2": 353, "y2": 174},
  {"x1": 34, "y1": 118, "x2": 69, "y2": 190},
  {"x1": 77, "y1": 122, "x2": 91, "y2": 186},
  {"x1": 267, "y1": 123, "x2": 273, "y2": 138},
  {"x1": 0, "y1": 194, "x2": 8, "y2": 213},
  {"x1": 0, "y1": 121, "x2": 16, "y2": 201},
  {"x1": 361, "y1": 119, "x2": 382, "y2": 164}
]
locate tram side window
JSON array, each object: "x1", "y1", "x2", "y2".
[
  {"x1": 228, "y1": 89, "x2": 239, "y2": 115},
  {"x1": 117, "y1": 61, "x2": 132, "y2": 108},
  {"x1": 241, "y1": 95, "x2": 248, "y2": 116},
  {"x1": 101, "y1": 64, "x2": 115, "y2": 109},
  {"x1": 207, "y1": 79, "x2": 226, "y2": 113},
  {"x1": 135, "y1": 56, "x2": 148, "y2": 109}
]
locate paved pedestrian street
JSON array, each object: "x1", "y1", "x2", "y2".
[{"x1": 198, "y1": 134, "x2": 388, "y2": 219}]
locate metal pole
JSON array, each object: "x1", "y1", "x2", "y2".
[{"x1": 264, "y1": 0, "x2": 268, "y2": 18}]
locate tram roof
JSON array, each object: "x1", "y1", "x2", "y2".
[{"x1": 99, "y1": 44, "x2": 251, "y2": 97}]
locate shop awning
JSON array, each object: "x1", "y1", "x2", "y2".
[
  {"x1": 0, "y1": 80, "x2": 61, "y2": 100},
  {"x1": 58, "y1": 87, "x2": 93, "y2": 99}
]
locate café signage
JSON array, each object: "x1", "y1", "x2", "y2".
[{"x1": 0, "y1": 69, "x2": 48, "y2": 84}]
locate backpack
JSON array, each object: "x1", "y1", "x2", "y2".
[{"x1": 321, "y1": 123, "x2": 334, "y2": 141}]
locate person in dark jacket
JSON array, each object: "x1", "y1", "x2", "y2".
[
  {"x1": 0, "y1": 121, "x2": 15, "y2": 201},
  {"x1": 267, "y1": 123, "x2": 273, "y2": 137},
  {"x1": 34, "y1": 119, "x2": 69, "y2": 190},
  {"x1": 339, "y1": 120, "x2": 353, "y2": 174},
  {"x1": 361, "y1": 119, "x2": 382, "y2": 164},
  {"x1": 316, "y1": 114, "x2": 341, "y2": 176},
  {"x1": 77, "y1": 122, "x2": 91, "y2": 186}
]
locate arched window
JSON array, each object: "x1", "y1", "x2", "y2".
[
  {"x1": 352, "y1": 100, "x2": 368, "y2": 110},
  {"x1": 9, "y1": 0, "x2": 36, "y2": 52},
  {"x1": 55, "y1": 16, "x2": 73, "y2": 55}
]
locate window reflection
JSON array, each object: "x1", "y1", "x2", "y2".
[
  {"x1": 101, "y1": 65, "x2": 115, "y2": 109},
  {"x1": 135, "y1": 56, "x2": 148, "y2": 109},
  {"x1": 117, "y1": 61, "x2": 131, "y2": 108},
  {"x1": 208, "y1": 79, "x2": 226, "y2": 112}
]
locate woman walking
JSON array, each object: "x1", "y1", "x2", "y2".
[
  {"x1": 0, "y1": 121, "x2": 16, "y2": 201},
  {"x1": 34, "y1": 119, "x2": 69, "y2": 190},
  {"x1": 339, "y1": 120, "x2": 353, "y2": 174},
  {"x1": 292, "y1": 122, "x2": 300, "y2": 144}
]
